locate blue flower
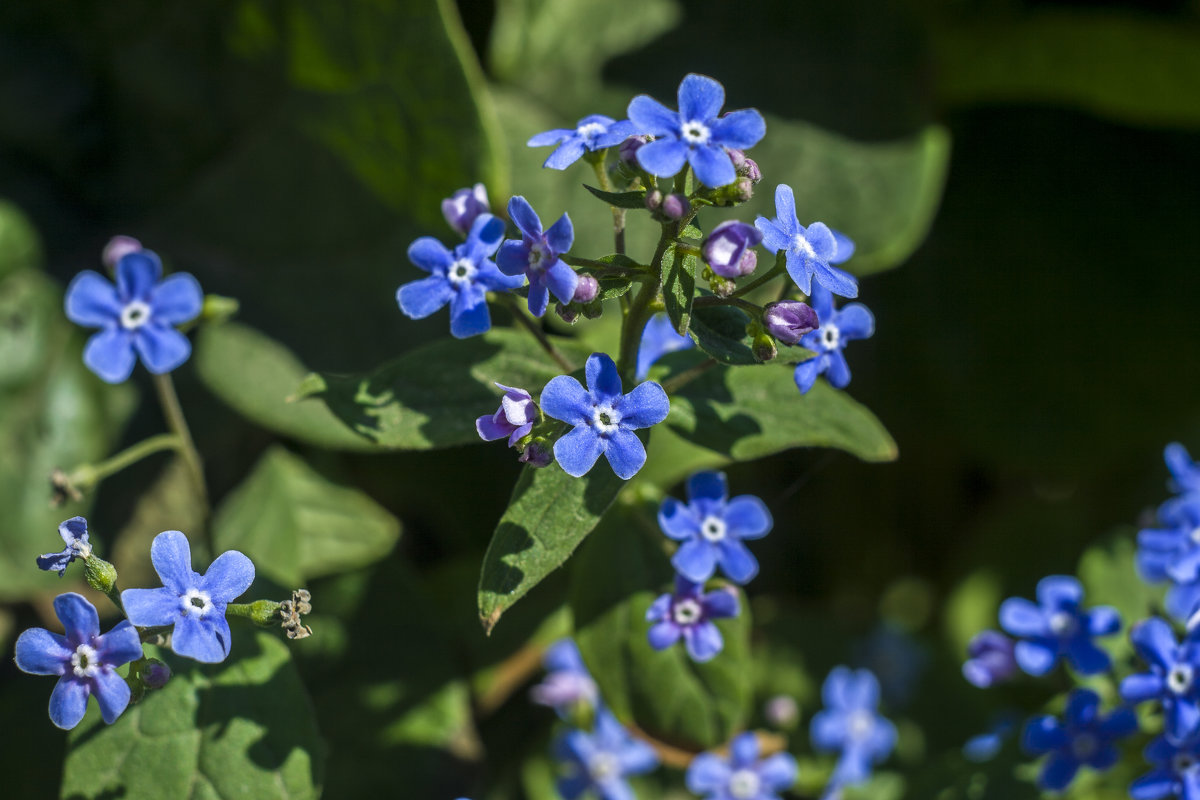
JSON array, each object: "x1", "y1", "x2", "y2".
[
  {"x1": 1137, "y1": 497, "x2": 1200, "y2": 620},
  {"x1": 1022, "y1": 688, "x2": 1138, "y2": 791},
  {"x1": 793, "y1": 284, "x2": 874, "y2": 395},
  {"x1": 1121, "y1": 618, "x2": 1200, "y2": 743},
  {"x1": 1131, "y1": 735, "x2": 1200, "y2": 800},
  {"x1": 755, "y1": 185, "x2": 857, "y2": 298},
  {"x1": 658, "y1": 471, "x2": 772, "y2": 584},
  {"x1": 645, "y1": 576, "x2": 740, "y2": 662},
  {"x1": 397, "y1": 213, "x2": 522, "y2": 338},
  {"x1": 1167, "y1": 443, "x2": 1200, "y2": 498},
  {"x1": 635, "y1": 313, "x2": 694, "y2": 380},
  {"x1": 441, "y1": 183, "x2": 490, "y2": 236},
  {"x1": 810, "y1": 667, "x2": 897, "y2": 789},
  {"x1": 476, "y1": 383, "x2": 538, "y2": 447},
  {"x1": 497, "y1": 196, "x2": 579, "y2": 318},
  {"x1": 528, "y1": 115, "x2": 638, "y2": 170},
  {"x1": 14, "y1": 592, "x2": 143, "y2": 729},
  {"x1": 998, "y1": 575, "x2": 1120, "y2": 676},
  {"x1": 64, "y1": 249, "x2": 203, "y2": 383},
  {"x1": 530, "y1": 639, "x2": 598, "y2": 717},
  {"x1": 702, "y1": 220, "x2": 763, "y2": 279},
  {"x1": 963, "y1": 715, "x2": 1018, "y2": 763},
  {"x1": 962, "y1": 630, "x2": 1019, "y2": 688},
  {"x1": 685, "y1": 731, "x2": 798, "y2": 800},
  {"x1": 555, "y1": 709, "x2": 659, "y2": 800},
  {"x1": 37, "y1": 516, "x2": 93, "y2": 577},
  {"x1": 627, "y1": 74, "x2": 766, "y2": 189},
  {"x1": 540, "y1": 352, "x2": 669, "y2": 480},
  {"x1": 120, "y1": 530, "x2": 254, "y2": 664}
]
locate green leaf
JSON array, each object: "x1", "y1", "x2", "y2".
[
  {"x1": 61, "y1": 630, "x2": 324, "y2": 800},
  {"x1": 1077, "y1": 533, "x2": 1160, "y2": 663},
  {"x1": 478, "y1": 460, "x2": 627, "y2": 632},
  {"x1": 213, "y1": 445, "x2": 401, "y2": 587},
  {"x1": 662, "y1": 237, "x2": 699, "y2": 336},
  {"x1": 666, "y1": 359, "x2": 897, "y2": 463},
  {"x1": 297, "y1": 328, "x2": 589, "y2": 450},
  {"x1": 0, "y1": 200, "x2": 41, "y2": 282},
  {"x1": 688, "y1": 304, "x2": 756, "y2": 366},
  {"x1": 570, "y1": 506, "x2": 752, "y2": 750},
  {"x1": 583, "y1": 184, "x2": 647, "y2": 209}
]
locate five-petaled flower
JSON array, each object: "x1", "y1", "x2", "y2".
[
  {"x1": 685, "y1": 731, "x2": 798, "y2": 800},
  {"x1": 810, "y1": 667, "x2": 898, "y2": 789},
  {"x1": 121, "y1": 530, "x2": 255, "y2": 664},
  {"x1": 555, "y1": 709, "x2": 659, "y2": 800},
  {"x1": 628, "y1": 74, "x2": 766, "y2": 189},
  {"x1": 1121, "y1": 617, "x2": 1200, "y2": 744},
  {"x1": 998, "y1": 574, "x2": 1120, "y2": 676},
  {"x1": 755, "y1": 184, "x2": 857, "y2": 298},
  {"x1": 1131, "y1": 735, "x2": 1200, "y2": 800},
  {"x1": 398, "y1": 213, "x2": 522, "y2": 338},
  {"x1": 658, "y1": 471, "x2": 773, "y2": 584},
  {"x1": 15, "y1": 593, "x2": 143, "y2": 729},
  {"x1": 528, "y1": 115, "x2": 638, "y2": 170},
  {"x1": 530, "y1": 638, "x2": 598, "y2": 718},
  {"x1": 793, "y1": 284, "x2": 874, "y2": 395},
  {"x1": 476, "y1": 383, "x2": 539, "y2": 447},
  {"x1": 646, "y1": 576, "x2": 740, "y2": 662},
  {"x1": 497, "y1": 196, "x2": 579, "y2": 318},
  {"x1": 962, "y1": 629, "x2": 1019, "y2": 689},
  {"x1": 540, "y1": 352, "x2": 669, "y2": 480},
  {"x1": 442, "y1": 183, "x2": 490, "y2": 236},
  {"x1": 1022, "y1": 688, "x2": 1138, "y2": 792},
  {"x1": 37, "y1": 516, "x2": 93, "y2": 577},
  {"x1": 64, "y1": 249, "x2": 203, "y2": 384}
]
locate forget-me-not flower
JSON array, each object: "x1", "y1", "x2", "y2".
[
  {"x1": 497, "y1": 196, "x2": 579, "y2": 318},
  {"x1": 121, "y1": 530, "x2": 254, "y2": 664},
  {"x1": 1121, "y1": 617, "x2": 1200, "y2": 743},
  {"x1": 555, "y1": 709, "x2": 659, "y2": 800},
  {"x1": 65, "y1": 249, "x2": 203, "y2": 383},
  {"x1": 810, "y1": 667, "x2": 897, "y2": 788},
  {"x1": 540, "y1": 352, "x2": 669, "y2": 480},
  {"x1": 1022, "y1": 688, "x2": 1137, "y2": 791},
  {"x1": 628, "y1": 74, "x2": 766, "y2": 189},
  {"x1": 658, "y1": 471, "x2": 772, "y2": 584},
  {"x1": 476, "y1": 383, "x2": 538, "y2": 447},
  {"x1": 685, "y1": 731, "x2": 798, "y2": 800},
  {"x1": 528, "y1": 115, "x2": 637, "y2": 170},
  {"x1": 962, "y1": 629, "x2": 1019, "y2": 688},
  {"x1": 1131, "y1": 735, "x2": 1200, "y2": 800},
  {"x1": 398, "y1": 213, "x2": 522, "y2": 338},
  {"x1": 442, "y1": 183, "x2": 490, "y2": 236},
  {"x1": 1167, "y1": 443, "x2": 1200, "y2": 498},
  {"x1": 793, "y1": 284, "x2": 874, "y2": 395},
  {"x1": 645, "y1": 577, "x2": 740, "y2": 662},
  {"x1": 15, "y1": 593, "x2": 143, "y2": 729},
  {"x1": 703, "y1": 220, "x2": 763, "y2": 278},
  {"x1": 755, "y1": 184, "x2": 857, "y2": 298},
  {"x1": 531, "y1": 638, "x2": 598, "y2": 717},
  {"x1": 1136, "y1": 496, "x2": 1200, "y2": 621},
  {"x1": 635, "y1": 313, "x2": 694, "y2": 380},
  {"x1": 37, "y1": 516, "x2": 93, "y2": 577},
  {"x1": 998, "y1": 575, "x2": 1120, "y2": 676}
]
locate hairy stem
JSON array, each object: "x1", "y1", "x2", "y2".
[
  {"x1": 502, "y1": 295, "x2": 575, "y2": 372},
  {"x1": 65, "y1": 433, "x2": 183, "y2": 492},
  {"x1": 152, "y1": 373, "x2": 208, "y2": 512},
  {"x1": 592, "y1": 159, "x2": 627, "y2": 255},
  {"x1": 731, "y1": 251, "x2": 787, "y2": 298}
]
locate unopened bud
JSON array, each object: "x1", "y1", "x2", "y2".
[
  {"x1": 764, "y1": 695, "x2": 799, "y2": 729},
  {"x1": 738, "y1": 157, "x2": 761, "y2": 184},
  {"x1": 662, "y1": 193, "x2": 690, "y2": 221},
  {"x1": 555, "y1": 302, "x2": 579, "y2": 325},
  {"x1": 572, "y1": 274, "x2": 599, "y2": 304},
  {"x1": 142, "y1": 659, "x2": 172, "y2": 689},
  {"x1": 644, "y1": 189, "x2": 663, "y2": 212},
  {"x1": 752, "y1": 332, "x2": 777, "y2": 363},
  {"x1": 201, "y1": 294, "x2": 240, "y2": 323},
  {"x1": 442, "y1": 184, "x2": 490, "y2": 236},
  {"x1": 102, "y1": 236, "x2": 142, "y2": 270},
  {"x1": 520, "y1": 439, "x2": 553, "y2": 469},
  {"x1": 83, "y1": 555, "x2": 118, "y2": 595},
  {"x1": 763, "y1": 301, "x2": 819, "y2": 345},
  {"x1": 702, "y1": 221, "x2": 762, "y2": 278},
  {"x1": 619, "y1": 135, "x2": 649, "y2": 167}
]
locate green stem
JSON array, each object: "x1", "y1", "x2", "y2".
[
  {"x1": 731, "y1": 251, "x2": 788, "y2": 298},
  {"x1": 561, "y1": 255, "x2": 649, "y2": 273},
  {"x1": 592, "y1": 159, "x2": 627, "y2": 255},
  {"x1": 65, "y1": 433, "x2": 182, "y2": 492},
  {"x1": 152, "y1": 373, "x2": 208, "y2": 511},
  {"x1": 660, "y1": 358, "x2": 718, "y2": 396},
  {"x1": 617, "y1": 227, "x2": 673, "y2": 380},
  {"x1": 502, "y1": 295, "x2": 575, "y2": 372}
]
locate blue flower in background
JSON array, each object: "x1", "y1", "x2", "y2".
[
  {"x1": 1167, "y1": 443, "x2": 1200, "y2": 498},
  {"x1": 497, "y1": 196, "x2": 579, "y2": 317},
  {"x1": 755, "y1": 184, "x2": 858, "y2": 298},
  {"x1": 528, "y1": 115, "x2": 637, "y2": 170},
  {"x1": 1137, "y1": 497, "x2": 1200, "y2": 586},
  {"x1": 397, "y1": 213, "x2": 521, "y2": 338},
  {"x1": 658, "y1": 471, "x2": 772, "y2": 584},
  {"x1": 121, "y1": 530, "x2": 255, "y2": 664},
  {"x1": 36, "y1": 517, "x2": 92, "y2": 577},
  {"x1": 963, "y1": 715, "x2": 1018, "y2": 763},
  {"x1": 14, "y1": 593, "x2": 143, "y2": 729},
  {"x1": 441, "y1": 183, "x2": 490, "y2": 236},
  {"x1": 810, "y1": 667, "x2": 897, "y2": 789},
  {"x1": 65, "y1": 249, "x2": 203, "y2": 383},
  {"x1": 635, "y1": 313, "x2": 694, "y2": 380},
  {"x1": 555, "y1": 709, "x2": 659, "y2": 800},
  {"x1": 962, "y1": 630, "x2": 1019, "y2": 688},
  {"x1": 1022, "y1": 688, "x2": 1137, "y2": 791},
  {"x1": 685, "y1": 731, "x2": 798, "y2": 800},
  {"x1": 540, "y1": 352, "x2": 669, "y2": 480},
  {"x1": 627, "y1": 74, "x2": 766, "y2": 189},
  {"x1": 645, "y1": 577, "x2": 740, "y2": 663},
  {"x1": 1131, "y1": 735, "x2": 1200, "y2": 800},
  {"x1": 998, "y1": 575, "x2": 1120, "y2": 676},
  {"x1": 1120, "y1": 618, "x2": 1200, "y2": 743},
  {"x1": 793, "y1": 284, "x2": 874, "y2": 395},
  {"x1": 531, "y1": 639, "x2": 598, "y2": 718}
]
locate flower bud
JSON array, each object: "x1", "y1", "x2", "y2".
[
  {"x1": 963, "y1": 630, "x2": 1019, "y2": 688},
  {"x1": 738, "y1": 156, "x2": 761, "y2": 184},
  {"x1": 142, "y1": 658, "x2": 172, "y2": 689},
  {"x1": 644, "y1": 189, "x2": 663, "y2": 212},
  {"x1": 477, "y1": 384, "x2": 538, "y2": 447},
  {"x1": 732, "y1": 176, "x2": 754, "y2": 202},
  {"x1": 727, "y1": 148, "x2": 747, "y2": 170},
  {"x1": 705, "y1": 269, "x2": 735, "y2": 298},
  {"x1": 662, "y1": 193, "x2": 690, "y2": 221},
  {"x1": 764, "y1": 695, "x2": 799, "y2": 729},
  {"x1": 555, "y1": 302, "x2": 579, "y2": 325},
  {"x1": 572, "y1": 274, "x2": 599, "y2": 304},
  {"x1": 762, "y1": 301, "x2": 819, "y2": 345},
  {"x1": 102, "y1": 236, "x2": 142, "y2": 270},
  {"x1": 441, "y1": 183, "x2": 490, "y2": 236},
  {"x1": 618, "y1": 135, "x2": 649, "y2": 167},
  {"x1": 702, "y1": 220, "x2": 763, "y2": 278},
  {"x1": 83, "y1": 554, "x2": 118, "y2": 595},
  {"x1": 752, "y1": 332, "x2": 777, "y2": 363},
  {"x1": 520, "y1": 439, "x2": 553, "y2": 468}
]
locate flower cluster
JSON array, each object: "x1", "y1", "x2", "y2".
[{"x1": 1138, "y1": 444, "x2": 1200, "y2": 621}]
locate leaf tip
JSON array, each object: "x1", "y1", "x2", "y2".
[{"x1": 480, "y1": 605, "x2": 503, "y2": 636}]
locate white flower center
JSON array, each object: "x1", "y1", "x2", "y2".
[
  {"x1": 681, "y1": 120, "x2": 711, "y2": 146},
  {"x1": 69, "y1": 539, "x2": 93, "y2": 559},
  {"x1": 528, "y1": 242, "x2": 551, "y2": 272},
  {"x1": 71, "y1": 643, "x2": 99, "y2": 678},
  {"x1": 1048, "y1": 611, "x2": 1076, "y2": 636},
  {"x1": 576, "y1": 122, "x2": 607, "y2": 142},
  {"x1": 1071, "y1": 732, "x2": 1098, "y2": 760},
  {"x1": 700, "y1": 515, "x2": 727, "y2": 542},
  {"x1": 847, "y1": 709, "x2": 875, "y2": 741},
  {"x1": 728, "y1": 769, "x2": 762, "y2": 799},
  {"x1": 673, "y1": 598, "x2": 703, "y2": 626},
  {"x1": 819, "y1": 324, "x2": 840, "y2": 351},
  {"x1": 1170, "y1": 664, "x2": 1195, "y2": 694},
  {"x1": 591, "y1": 402, "x2": 621, "y2": 435},
  {"x1": 588, "y1": 752, "x2": 619, "y2": 781},
  {"x1": 180, "y1": 588, "x2": 213, "y2": 617},
  {"x1": 446, "y1": 258, "x2": 477, "y2": 287},
  {"x1": 791, "y1": 234, "x2": 816, "y2": 259},
  {"x1": 120, "y1": 300, "x2": 152, "y2": 330}
]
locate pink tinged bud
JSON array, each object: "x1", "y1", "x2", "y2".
[
  {"x1": 644, "y1": 189, "x2": 663, "y2": 211},
  {"x1": 764, "y1": 695, "x2": 799, "y2": 728},
  {"x1": 519, "y1": 440, "x2": 553, "y2": 468},
  {"x1": 441, "y1": 183, "x2": 490, "y2": 236},
  {"x1": 619, "y1": 135, "x2": 650, "y2": 166},
  {"x1": 143, "y1": 659, "x2": 171, "y2": 689},
  {"x1": 738, "y1": 157, "x2": 761, "y2": 183},
  {"x1": 476, "y1": 383, "x2": 538, "y2": 447},
  {"x1": 702, "y1": 220, "x2": 763, "y2": 278},
  {"x1": 762, "y1": 301, "x2": 819, "y2": 345},
  {"x1": 572, "y1": 274, "x2": 599, "y2": 304},
  {"x1": 102, "y1": 236, "x2": 142, "y2": 270},
  {"x1": 662, "y1": 193, "x2": 690, "y2": 220},
  {"x1": 555, "y1": 302, "x2": 579, "y2": 324},
  {"x1": 726, "y1": 148, "x2": 747, "y2": 170}
]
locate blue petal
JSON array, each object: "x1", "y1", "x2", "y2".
[
  {"x1": 545, "y1": 214, "x2": 574, "y2": 257},
  {"x1": 1167, "y1": 581, "x2": 1200, "y2": 621},
  {"x1": 1131, "y1": 617, "x2": 1177, "y2": 668},
  {"x1": 616, "y1": 737, "x2": 659, "y2": 775},
  {"x1": 793, "y1": 357, "x2": 822, "y2": 394},
  {"x1": 134, "y1": 324, "x2": 192, "y2": 374},
  {"x1": 449, "y1": 289, "x2": 492, "y2": 338},
  {"x1": 1131, "y1": 770, "x2": 1178, "y2": 800},
  {"x1": 1022, "y1": 715, "x2": 1069, "y2": 754},
  {"x1": 1086, "y1": 605, "x2": 1121, "y2": 636},
  {"x1": 586, "y1": 353, "x2": 623, "y2": 400},
  {"x1": 201, "y1": 550, "x2": 255, "y2": 604},
  {"x1": 544, "y1": 139, "x2": 588, "y2": 170},
  {"x1": 604, "y1": 429, "x2": 646, "y2": 480},
  {"x1": 825, "y1": 349, "x2": 852, "y2": 389},
  {"x1": 554, "y1": 426, "x2": 606, "y2": 478},
  {"x1": 688, "y1": 145, "x2": 736, "y2": 189},
  {"x1": 476, "y1": 259, "x2": 525, "y2": 291},
  {"x1": 407, "y1": 236, "x2": 453, "y2": 273},
  {"x1": 1121, "y1": 672, "x2": 1166, "y2": 704},
  {"x1": 496, "y1": 240, "x2": 532, "y2": 277},
  {"x1": 774, "y1": 185, "x2": 798, "y2": 230},
  {"x1": 729, "y1": 731, "x2": 759, "y2": 766},
  {"x1": 805, "y1": 222, "x2": 838, "y2": 261},
  {"x1": 541, "y1": 376, "x2": 592, "y2": 426},
  {"x1": 813, "y1": 260, "x2": 859, "y2": 299},
  {"x1": 595, "y1": 120, "x2": 637, "y2": 148},
  {"x1": 810, "y1": 283, "x2": 836, "y2": 319},
  {"x1": 685, "y1": 753, "x2": 731, "y2": 793},
  {"x1": 711, "y1": 109, "x2": 766, "y2": 149},
  {"x1": 1014, "y1": 640, "x2": 1057, "y2": 676},
  {"x1": 95, "y1": 620, "x2": 143, "y2": 667},
  {"x1": 1168, "y1": 699, "x2": 1200, "y2": 743},
  {"x1": 658, "y1": 497, "x2": 700, "y2": 541},
  {"x1": 59, "y1": 516, "x2": 88, "y2": 545},
  {"x1": 701, "y1": 587, "x2": 739, "y2": 619},
  {"x1": 810, "y1": 709, "x2": 847, "y2": 750},
  {"x1": 831, "y1": 229, "x2": 856, "y2": 264},
  {"x1": 755, "y1": 217, "x2": 792, "y2": 254},
  {"x1": 724, "y1": 496, "x2": 772, "y2": 540},
  {"x1": 544, "y1": 639, "x2": 587, "y2": 673},
  {"x1": 149, "y1": 273, "x2": 203, "y2": 324},
  {"x1": 398, "y1": 276, "x2": 453, "y2": 319},
  {"x1": 121, "y1": 587, "x2": 180, "y2": 627},
  {"x1": 1064, "y1": 689, "x2": 1100, "y2": 726},
  {"x1": 65, "y1": 271, "x2": 121, "y2": 327},
  {"x1": 93, "y1": 668, "x2": 131, "y2": 724},
  {"x1": 545, "y1": 260, "x2": 579, "y2": 304},
  {"x1": 618, "y1": 381, "x2": 669, "y2": 429},
  {"x1": 999, "y1": 597, "x2": 1046, "y2": 637},
  {"x1": 636, "y1": 313, "x2": 693, "y2": 380},
  {"x1": 1039, "y1": 753, "x2": 1080, "y2": 791},
  {"x1": 627, "y1": 95, "x2": 679, "y2": 137},
  {"x1": 15, "y1": 628, "x2": 70, "y2": 675},
  {"x1": 716, "y1": 539, "x2": 758, "y2": 583},
  {"x1": 836, "y1": 304, "x2": 875, "y2": 340},
  {"x1": 527, "y1": 127, "x2": 573, "y2": 147},
  {"x1": 116, "y1": 251, "x2": 162, "y2": 301},
  {"x1": 466, "y1": 213, "x2": 506, "y2": 256},
  {"x1": 49, "y1": 677, "x2": 90, "y2": 730},
  {"x1": 646, "y1": 593, "x2": 672, "y2": 622},
  {"x1": 844, "y1": 669, "x2": 881, "y2": 710},
  {"x1": 173, "y1": 613, "x2": 231, "y2": 663},
  {"x1": 687, "y1": 471, "x2": 727, "y2": 503},
  {"x1": 37, "y1": 550, "x2": 73, "y2": 576},
  {"x1": 55, "y1": 592, "x2": 100, "y2": 643},
  {"x1": 784, "y1": 253, "x2": 815, "y2": 295},
  {"x1": 831, "y1": 748, "x2": 874, "y2": 786},
  {"x1": 677, "y1": 74, "x2": 724, "y2": 122},
  {"x1": 149, "y1": 530, "x2": 196, "y2": 594},
  {"x1": 636, "y1": 139, "x2": 689, "y2": 178},
  {"x1": 672, "y1": 540, "x2": 718, "y2": 582},
  {"x1": 1037, "y1": 575, "x2": 1084, "y2": 608},
  {"x1": 683, "y1": 620, "x2": 723, "y2": 661},
  {"x1": 527, "y1": 282, "x2": 551, "y2": 318},
  {"x1": 648, "y1": 621, "x2": 681, "y2": 650},
  {"x1": 508, "y1": 196, "x2": 543, "y2": 238},
  {"x1": 83, "y1": 328, "x2": 137, "y2": 384},
  {"x1": 758, "y1": 753, "x2": 799, "y2": 791}
]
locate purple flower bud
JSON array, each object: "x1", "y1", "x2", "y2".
[
  {"x1": 702, "y1": 220, "x2": 763, "y2": 279},
  {"x1": 739, "y1": 156, "x2": 761, "y2": 183},
  {"x1": 764, "y1": 695, "x2": 799, "y2": 729},
  {"x1": 441, "y1": 183, "x2": 490, "y2": 236},
  {"x1": 519, "y1": 440, "x2": 553, "y2": 468},
  {"x1": 476, "y1": 383, "x2": 538, "y2": 448},
  {"x1": 572, "y1": 274, "x2": 599, "y2": 304},
  {"x1": 102, "y1": 236, "x2": 142, "y2": 270},
  {"x1": 644, "y1": 189, "x2": 663, "y2": 212},
  {"x1": 727, "y1": 148, "x2": 747, "y2": 170},
  {"x1": 762, "y1": 300, "x2": 820, "y2": 345},
  {"x1": 555, "y1": 302, "x2": 579, "y2": 324},
  {"x1": 143, "y1": 658, "x2": 171, "y2": 689},
  {"x1": 619, "y1": 135, "x2": 650, "y2": 166},
  {"x1": 962, "y1": 630, "x2": 1018, "y2": 688},
  {"x1": 662, "y1": 193, "x2": 689, "y2": 221}
]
